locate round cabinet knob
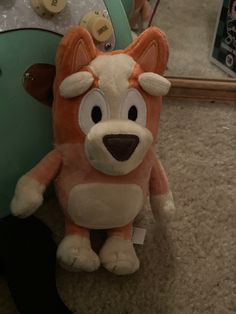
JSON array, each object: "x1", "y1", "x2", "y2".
[
  {"x1": 31, "y1": 0, "x2": 66, "y2": 18},
  {"x1": 80, "y1": 11, "x2": 113, "y2": 43}
]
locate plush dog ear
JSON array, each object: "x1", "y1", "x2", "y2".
[
  {"x1": 125, "y1": 27, "x2": 169, "y2": 75},
  {"x1": 55, "y1": 26, "x2": 98, "y2": 78},
  {"x1": 23, "y1": 64, "x2": 55, "y2": 106}
]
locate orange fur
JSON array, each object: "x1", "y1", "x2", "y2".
[
  {"x1": 28, "y1": 149, "x2": 61, "y2": 186},
  {"x1": 107, "y1": 224, "x2": 133, "y2": 241},
  {"x1": 65, "y1": 218, "x2": 90, "y2": 238}
]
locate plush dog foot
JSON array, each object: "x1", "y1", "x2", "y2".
[
  {"x1": 100, "y1": 236, "x2": 140, "y2": 275},
  {"x1": 57, "y1": 234, "x2": 100, "y2": 272}
]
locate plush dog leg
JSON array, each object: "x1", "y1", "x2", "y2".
[
  {"x1": 57, "y1": 220, "x2": 100, "y2": 272},
  {"x1": 0, "y1": 215, "x2": 72, "y2": 314},
  {"x1": 100, "y1": 224, "x2": 139, "y2": 275}
]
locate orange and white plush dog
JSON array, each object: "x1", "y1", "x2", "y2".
[{"x1": 11, "y1": 26, "x2": 175, "y2": 275}]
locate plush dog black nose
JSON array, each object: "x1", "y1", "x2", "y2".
[{"x1": 103, "y1": 134, "x2": 139, "y2": 161}]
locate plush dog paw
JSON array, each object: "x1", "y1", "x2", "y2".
[
  {"x1": 151, "y1": 191, "x2": 176, "y2": 222},
  {"x1": 57, "y1": 234, "x2": 100, "y2": 272},
  {"x1": 11, "y1": 175, "x2": 44, "y2": 218},
  {"x1": 100, "y1": 236, "x2": 140, "y2": 275}
]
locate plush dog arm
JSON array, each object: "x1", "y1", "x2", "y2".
[
  {"x1": 150, "y1": 191, "x2": 175, "y2": 222},
  {"x1": 11, "y1": 150, "x2": 62, "y2": 217},
  {"x1": 149, "y1": 158, "x2": 175, "y2": 221},
  {"x1": 11, "y1": 175, "x2": 45, "y2": 218}
]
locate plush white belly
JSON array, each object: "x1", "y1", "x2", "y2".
[{"x1": 67, "y1": 183, "x2": 144, "y2": 229}]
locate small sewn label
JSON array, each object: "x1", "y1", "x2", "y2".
[{"x1": 132, "y1": 227, "x2": 146, "y2": 245}]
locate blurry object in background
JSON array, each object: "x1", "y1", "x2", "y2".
[
  {"x1": 129, "y1": 0, "x2": 153, "y2": 30},
  {"x1": 148, "y1": 0, "x2": 161, "y2": 27},
  {"x1": 211, "y1": 0, "x2": 236, "y2": 77}
]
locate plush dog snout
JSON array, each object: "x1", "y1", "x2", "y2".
[{"x1": 103, "y1": 134, "x2": 139, "y2": 161}]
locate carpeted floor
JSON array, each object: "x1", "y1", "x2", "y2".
[{"x1": 1, "y1": 1, "x2": 236, "y2": 314}]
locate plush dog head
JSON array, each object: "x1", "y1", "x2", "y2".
[{"x1": 53, "y1": 26, "x2": 170, "y2": 175}]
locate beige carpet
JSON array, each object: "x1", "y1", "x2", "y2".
[{"x1": 1, "y1": 1, "x2": 236, "y2": 313}]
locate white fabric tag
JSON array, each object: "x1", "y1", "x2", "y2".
[{"x1": 132, "y1": 227, "x2": 146, "y2": 245}]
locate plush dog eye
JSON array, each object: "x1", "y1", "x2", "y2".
[
  {"x1": 128, "y1": 105, "x2": 138, "y2": 121},
  {"x1": 91, "y1": 106, "x2": 102, "y2": 123},
  {"x1": 121, "y1": 89, "x2": 147, "y2": 127},
  {"x1": 79, "y1": 89, "x2": 109, "y2": 134}
]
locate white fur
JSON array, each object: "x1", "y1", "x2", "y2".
[
  {"x1": 67, "y1": 183, "x2": 144, "y2": 229},
  {"x1": 150, "y1": 191, "x2": 176, "y2": 221},
  {"x1": 85, "y1": 119, "x2": 153, "y2": 176},
  {"x1": 57, "y1": 234, "x2": 100, "y2": 272},
  {"x1": 139, "y1": 72, "x2": 171, "y2": 96},
  {"x1": 89, "y1": 54, "x2": 136, "y2": 118},
  {"x1": 60, "y1": 71, "x2": 94, "y2": 98},
  {"x1": 79, "y1": 88, "x2": 109, "y2": 134},
  {"x1": 121, "y1": 88, "x2": 147, "y2": 127},
  {"x1": 11, "y1": 175, "x2": 45, "y2": 218},
  {"x1": 100, "y1": 236, "x2": 140, "y2": 275}
]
